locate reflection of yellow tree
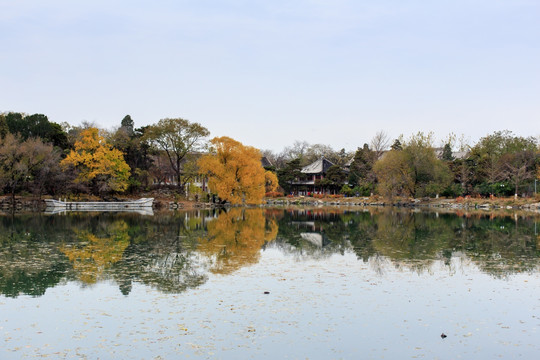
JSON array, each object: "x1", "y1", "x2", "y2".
[
  {"x1": 198, "y1": 208, "x2": 278, "y2": 274},
  {"x1": 61, "y1": 221, "x2": 130, "y2": 284}
]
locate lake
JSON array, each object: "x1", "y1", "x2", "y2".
[{"x1": 1, "y1": 207, "x2": 539, "y2": 359}]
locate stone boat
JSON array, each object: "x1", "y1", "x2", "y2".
[{"x1": 44, "y1": 198, "x2": 154, "y2": 210}]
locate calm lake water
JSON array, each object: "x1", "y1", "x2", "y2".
[{"x1": 1, "y1": 207, "x2": 539, "y2": 359}]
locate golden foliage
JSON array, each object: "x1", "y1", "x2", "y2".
[
  {"x1": 265, "y1": 170, "x2": 279, "y2": 193},
  {"x1": 61, "y1": 221, "x2": 130, "y2": 284},
  {"x1": 61, "y1": 128, "x2": 131, "y2": 192},
  {"x1": 197, "y1": 208, "x2": 278, "y2": 274},
  {"x1": 198, "y1": 136, "x2": 266, "y2": 204}
]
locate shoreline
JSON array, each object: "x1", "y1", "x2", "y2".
[
  {"x1": 263, "y1": 196, "x2": 540, "y2": 211},
  {"x1": 1, "y1": 194, "x2": 539, "y2": 213}
]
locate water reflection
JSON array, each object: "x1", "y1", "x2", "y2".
[
  {"x1": 0, "y1": 214, "x2": 71, "y2": 297},
  {"x1": 61, "y1": 220, "x2": 130, "y2": 284},
  {"x1": 0, "y1": 208, "x2": 538, "y2": 297},
  {"x1": 277, "y1": 208, "x2": 539, "y2": 276},
  {"x1": 198, "y1": 208, "x2": 278, "y2": 274}
]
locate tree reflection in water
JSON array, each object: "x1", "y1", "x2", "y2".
[
  {"x1": 276, "y1": 208, "x2": 540, "y2": 277},
  {"x1": 61, "y1": 221, "x2": 130, "y2": 284},
  {"x1": 198, "y1": 208, "x2": 278, "y2": 274},
  {"x1": 0, "y1": 208, "x2": 538, "y2": 297},
  {"x1": 0, "y1": 214, "x2": 72, "y2": 297}
]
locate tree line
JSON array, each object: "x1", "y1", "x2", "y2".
[
  {"x1": 1, "y1": 111, "x2": 539, "y2": 204},
  {"x1": 268, "y1": 131, "x2": 539, "y2": 199},
  {"x1": 0, "y1": 112, "x2": 277, "y2": 204}
]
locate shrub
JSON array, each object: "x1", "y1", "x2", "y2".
[
  {"x1": 353, "y1": 184, "x2": 373, "y2": 197},
  {"x1": 441, "y1": 183, "x2": 464, "y2": 198},
  {"x1": 340, "y1": 185, "x2": 355, "y2": 197},
  {"x1": 328, "y1": 194, "x2": 344, "y2": 199},
  {"x1": 265, "y1": 191, "x2": 284, "y2": 198}
]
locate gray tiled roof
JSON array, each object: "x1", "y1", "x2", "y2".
[{"x1": 301, "y1": 157, "x2": 335, "y2": 174}]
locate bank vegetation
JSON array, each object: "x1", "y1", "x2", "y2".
[{"x1": 0, "y1": 112, "x2": 539, "y2": 207}]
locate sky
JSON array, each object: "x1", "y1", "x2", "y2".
[{"x1": 1, "y1": 0, "x2": 539, "y2": 152}]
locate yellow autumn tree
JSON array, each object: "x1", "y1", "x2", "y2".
[
  {"x1": 61, "y1": 127, "x2": 131, "y2": 195},
  {"x1": 198, "y1": 136, "x2": 266, "y2": 205},
  {"x1": 265, "y1": 170, "x2": 279, "y2": 193}
]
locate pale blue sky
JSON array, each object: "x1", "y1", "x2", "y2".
[{"x1": 1, "y1": 0, "x2": 539, "y2": 151}]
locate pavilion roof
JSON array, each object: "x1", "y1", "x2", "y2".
[{"x1": 301, "y1": 157, "x2": 335, "y2": 174}]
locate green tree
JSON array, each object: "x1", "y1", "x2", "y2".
[
  {"x1": 277, "y1": 158, "x2": 303, "y2": 194},
  {"x1": 120, "y1": 115, "x2": 135, "y2": 136},
  {"x1": 470, "y1": 131, "x2": 538, "y2": 196},
  {"x1": 390, "y1": 139, "x2": 402, "y2": 151},
  {"x1": 441, "y1": 142, "x2": 468, "y2": 196},
  {"x1": 318, "y1": 165, "x2": 348, "y2": 193},
  {"x1": 4, "y1": 112, "x2": 23, "y2": 130},
  {"x1": 374, "y1": 133, "x2": 452, "y2": 198},
  {"x1": 443, "y1": 158, "x2": 470, "y2": 197},
  {"x1": 110, "y1": 118, "x2": 153, "y2": 192},
  {"x1": 334, "y1": 148, "x2": 350, "y2": 166},
  {"x1": 348, "y1": 144, "x2": 376, "y2": 188},
  {"x1": 405, "y1": 132, "x2": 452, "y2": 197},
  {"x1": 143, "y1": 118, "x2": 209, "y2": 191},
  {"x1": 441, "y1": 143, "x2": 454, "y2": 161},
  {"x1": 373, "y1": 150, "x2": 413, "y2": 199},
  {"x1": 5, "y1": 112, "x2": 69, "y2": 150},
  {"x1": 0, "y1": 114, "x2": 8, "y2": 139}
]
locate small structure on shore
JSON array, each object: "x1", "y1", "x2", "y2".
[
  {"x1": 291, "y1": 157, "x2": 341, "y2": 195},
  {"x1": 44, "y1": 198, "x2": 154, "y2": 211}
]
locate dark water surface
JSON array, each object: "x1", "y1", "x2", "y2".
[{"x1": 1, "y1": 208, "x2": 539, "y2": 359}]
